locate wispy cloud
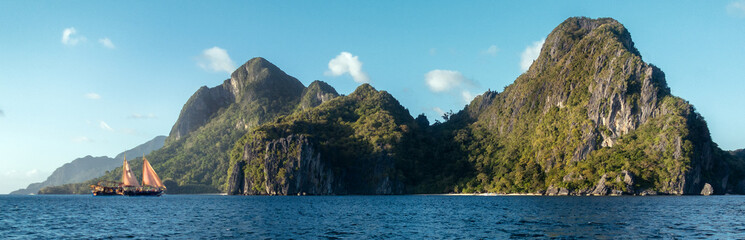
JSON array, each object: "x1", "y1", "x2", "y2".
[
  {"x1": 325, "y1": 52, "x2": 370, "y2": 83},
  {"x1": 433, "y1": 107, "x2": 445, "y2": 115},
  {"x1": 520, "y1": 39, "x2": 545, "y2": 71},
  {"x1": 481, "y1": 45, "x2": 499, "y2": 56},
  {"x1": 99, "y1": 121, "x2": 113, "y2": 131},
  {"x1": 461, "y1": 90, "x2": 475, "y2": 103},
  {"x1": 0, "y1": 109, "x2": 4, "y2": 117},
  {"x1": 425, "y1": 69, "x2": 479, "y2": 103},
  {"x1": 429, "y1": 48, "x2": 437, "y2": 56},
  {"x1": 61, "y1": 27, "x2": 86, "y2": 46},
  {"x1": 128, "y1": 113, "x2": 156, "y2": 119},
  {"x1": 728, "y1": 0, "x2": 745, "y2": 17},
  {"x1": 197, "y1": 46, "x2": 236, "y2": 74},
  {"x1": 98, "y1": 38, "x2": 115, "y2": 49},
  {"x1": 84, "y1": 93, "x2": 101, "y2": 100},
  {"x1": 72, "y1": 136, "x2": 93, "y2": 143}
]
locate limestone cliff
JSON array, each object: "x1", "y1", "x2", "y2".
[
  {"x1": 442, "y1": 17, "x2": 734, "y2": 195},
  {"x1": 227, "y1": 135, "x2": 338, "y2": 195}
]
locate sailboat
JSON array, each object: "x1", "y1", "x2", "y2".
[{"x1": 90, "y1": 156, "x2": 166, "y2": 196}]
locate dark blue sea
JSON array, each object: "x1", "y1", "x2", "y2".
[{"x1": 1, "y1": 194, "x2": 745, "y2": 239}]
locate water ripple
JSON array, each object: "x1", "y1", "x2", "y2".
[{"x1": 2, "y1": 195, "x2": 745, "y2": 239}]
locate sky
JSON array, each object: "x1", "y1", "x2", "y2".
[{"x1": 1, "y1": 1, "x2": 744, "y2": 193}]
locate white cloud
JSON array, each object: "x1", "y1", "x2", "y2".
[
  {"x1": 129, "y1": 113, "x2": 156, "y2": 119},
  {"x1": 429, "y1": 48, "x2": 437, "y2": 56},
  {"x1": 433, "y1": 107, "x2": 445, "y2": 115},
  {"x1": 325, "y1": 52, "x2": 370, "y2": 83},
  {"x1": 0, "y1": 109, "x2": 4, "y2": 117},
  {"x1": 197, "y1": 46, "x2": 236, "y2": 74},
  {"x1": 481, "y1": 45, "x2": 499, "y2": 56},
  {"x1": 520, "y1": 39, "x2": 545, "y2": 71},
  {"x1": 728, "y1": 0, "x2": 745, "y2": 17},
  {"x1": 99, "y1": 121, "x2": 114, "y2": 131},
  {"x1": 424, "y1": 70, "x2": 478, "y2": 104},
  {"x1": 61, "y1": 27, "x2": 86, "y2": 46},
  {"x1": 72, "y1": 136, "x2": 93, "y2": 143},
  {"x1": 85, "y1": 93, "x2": 101, "y2": 100},
  {"x1": 98, "y1": 38, "x2": 115, "y2": 49},
  {"x1": 425, "y1": 69, "x2": 474, "y2": 92}
]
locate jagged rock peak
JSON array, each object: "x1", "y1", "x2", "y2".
[
  {"x1": 350, "y1": 83, "x2": 378, "y2": 97},
  {"x1": 227, "y1": 57, "x2": 304, "y2": 99},
  {"x1": 300, "y1": 80, "x2": 340, "y2": 110},
  {"x1": 231, "y1": 57, "x2": 282, "y2": 80},
  {"x1": 306, "y1": 80, "x2": 338, "y2": 95},
  {"x1": 532, "y1": 17, "x2": 640, "y2": 73}
]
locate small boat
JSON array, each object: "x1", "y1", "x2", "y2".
[{"x1": 90, "y1": 156, "x2": 166, "y2": 196}]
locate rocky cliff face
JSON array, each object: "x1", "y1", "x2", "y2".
[
  {"x1": 228, "y1": 134, "x2": 404, "y2": 195},
  {"x1": 228, "y1": 135, "x2": 338, "y2": 195}
]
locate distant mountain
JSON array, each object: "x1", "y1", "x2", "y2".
[{"x1": 12, "y1": 136, "x2": 165, "y2": 194}]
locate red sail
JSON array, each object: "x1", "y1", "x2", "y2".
[
  {"x1": 142, "y1": 157, "x2": 164, "y2": 188},
  {"x1": 122, "y1": 157, "x2": 141, "y2": 187}
]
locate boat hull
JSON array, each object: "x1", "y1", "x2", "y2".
[
  {"x1": 90, "y1": 183, "x2": 165, "y2": 197},
  {"x1": 122, "y1": 189, "x2": 164, "y2": 196}
]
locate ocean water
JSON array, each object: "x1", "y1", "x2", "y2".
[{"x1": 1, "y1": 194, "x2": 744, "y2": 239}]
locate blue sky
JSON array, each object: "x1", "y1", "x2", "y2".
[{"x1": 1, "y1": 1, "x2": 744, "y2": 193}]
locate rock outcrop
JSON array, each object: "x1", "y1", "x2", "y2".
[{"x1": 701, "y1": 183, "x2": 714, "y2": 196}]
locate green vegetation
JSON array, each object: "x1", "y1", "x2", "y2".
[
  {"x1": 229, "y1": 84, "x2": 434, "y2": 193},
  {"x1": 427, "y1": 17, "x2": 737, "y2": 194}
]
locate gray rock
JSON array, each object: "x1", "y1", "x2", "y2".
[
  {"x1": 700, "y1": 183, "x2": 714, "y2": 196},
  {"x1": 617, "y1": 170, "x2": 635, "y2": 194},
  {"x1": 591, "y1": 174, "x2": 609, "y2": 195},
  {"x1": 639, "y1": 189, "x2": 658, "y2": 196},
  {"x1": 546, "y1": 186, "x2": 559, "y2": 196}
]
